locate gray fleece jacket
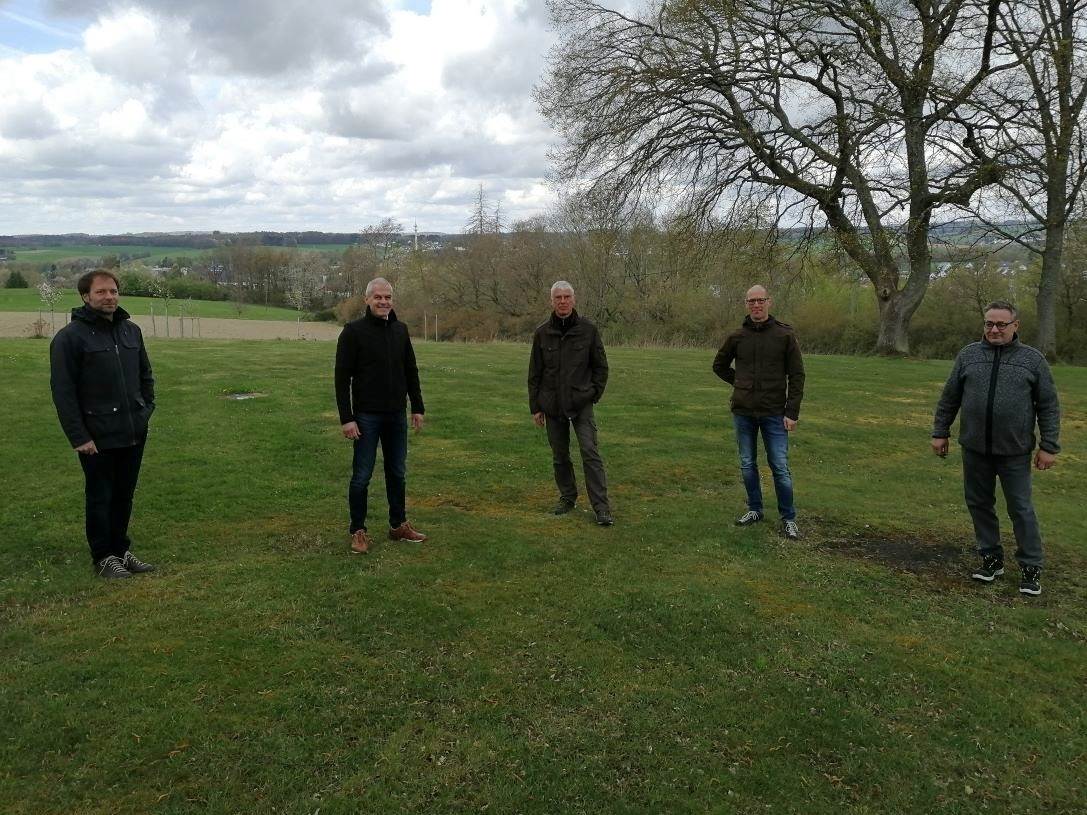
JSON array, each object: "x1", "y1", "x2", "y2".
[{"x1": 933, "y1": 336, "x2": 1061, "y2": 457}]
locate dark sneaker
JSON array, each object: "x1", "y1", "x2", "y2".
[
  {"x1": 782, "y1": 520, "x2": 800, "y2": 540},
  {"x1": 735, "y1": 510, "x2": 763, "y2": 526},
  {"x1": 95, "y1": 555, "x2": 132, "y2": 579},
  {"x1": 596, "y1": 510, "x2": 614, "y2": 526},
  {"x1": 552, "y1": 499, "x2": 576, "y2": 516},
  {"x1": 122, "y1": 551, "x2": 155, "y2": 573},
  {"x1": 389, "y1": 521, "x2": 428, "y2": 543},
  {"x1": 971, "y1": 554, "x2": 1004, "y2": 583},
  {"x1": 350, "y1": 529, "x2": 371, "y2": 554},
  {"x1": 1019, "y1": 566, "x2": 1042, "y2": 596}
]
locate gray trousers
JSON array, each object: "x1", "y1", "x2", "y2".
[
  {"x1": 962, "y1": 449, "x2": 1044, "y2": 568},
  {"x1": 545, "y1": 405, "x2": 610, "y2": 513}
]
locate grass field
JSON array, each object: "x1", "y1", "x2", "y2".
[
  {"x1": 0, "y1": 289, "x2": 301, "y2": 321},
  {"x1": 2, "y1": 245, "x2": 216, "y2": 266},
  {"x1": 2, "y1": 243, "x2": 351, "y2": 267},
  {"x1": 2, "y1": 340, "x2": 1084, "y2": 814}
]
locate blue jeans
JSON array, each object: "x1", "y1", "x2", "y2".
[
  {"x1": 733, "y1": 415, "x2": 795, "y2": 521},
  {"x1": 349, "y1": 412, "x2": 407, "y2": 533}
]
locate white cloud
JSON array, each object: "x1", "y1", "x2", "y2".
[{"x1": 1, "y1": 0, "x2": 561, "y2": 233}]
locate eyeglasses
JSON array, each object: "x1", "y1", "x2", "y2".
[
  {"x1": 984, "y1": 320, "x2": 1015, "y2": 330},
  {"x1": 745, "y1": 298, "x2": 768, "y2": 305}
]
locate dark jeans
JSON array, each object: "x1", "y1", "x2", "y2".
[
  {"x1": 78, "y1": 441, "x2": 145, "y2": 563},
  {"x1": 962, "y1": 449, "x2": 1044, "y2": 568},
  {"x1": 733, "y1": 414, "x2": 795, "y2": 521},
  {"x1": 349, "y1": 411, "x2": 407, "y2": 533},
  {"x1": 545, "y1": 405, "x2": 610, "y2": 513}
]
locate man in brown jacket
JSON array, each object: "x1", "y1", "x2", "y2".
[
  {"x1": 713, "y1": 285, "x2": 806, "y2": 539},
  {"x1": 528, "y1": 281, "x2": 613, "y2": 526}
]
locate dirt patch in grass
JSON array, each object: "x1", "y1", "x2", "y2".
[{"x1": 818, "y1": 533, "x2": 970, "y2": 577}]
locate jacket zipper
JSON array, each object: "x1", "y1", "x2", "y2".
[
  {"x1": 984, "y1": 344, "x2": 1003, "y2": 456},
  {"x1": 113, "y1": 326, "x2": 137, "y2": 445}
]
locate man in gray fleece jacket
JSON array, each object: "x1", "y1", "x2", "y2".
[{"x1": 932, "y1": 301, "x2": 1061, "y2": 596}]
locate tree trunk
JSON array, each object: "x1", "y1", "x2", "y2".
[
  {"x1": 1035, "y1": 232, "x2": 1064, "y2": 360},
  {"x1": 874, "y1": 292, "x2": 914, "y2": 355}
]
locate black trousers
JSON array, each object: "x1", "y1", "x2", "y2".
[{"x1": 78, "y1": 441, "x2": 146, "y2": 563}]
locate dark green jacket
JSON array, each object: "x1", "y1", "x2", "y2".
[
  {"x1": 334, "y1": 307, "x2": 424, "y2": 423},
  {"x1": 712, "y1": 315, "x2": 805, "y2": 419},
  {"x1": 933, "y1": 336, "x2": 1060, "y2": 456},
  {"x1": 528, "y1": 311, "x2": 609, "y2": 418},
  {"x1": 50, "y1": 305, "x2": 155, "y2": 450}
]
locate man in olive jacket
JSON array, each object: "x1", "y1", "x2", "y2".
[
  {"x1": 50, "y1": 269, "x2": 157, "y2": 579},
  {"x1": 713, "y1": 284, "x2": 806, "y2": 539},
  {"x1": 335, "y1": 277, "x2": 427, "y2": 554},
  {"x1": 528, "y1": 281, "x2": 613, "y2": 525},
  {"x1": 932, "y1": 300, "x2": 1060, "y2": 596}
]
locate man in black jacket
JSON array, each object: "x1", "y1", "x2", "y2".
[
  {"x1": 713, "y1": 285, "x2": 806, "y2": 540},
  {"x1": 335, "y1": 277, "x2": 427, "y2": 554},
  {"x1": 50, "y1": 269, "x2": 156, "y2": 579},
  {"x1": 528, "y1": 281, "x2": 613, "y2": 525},
  {"x1": 933, "y1": 301, "x2": 1061, "y2": 596}
]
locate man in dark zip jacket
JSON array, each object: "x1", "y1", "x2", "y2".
[
  {"x1": 50, "y1": 269, "x2": 156, "y2": 579},
  {"x1": 528, "y1": 281, "x2": 613, "y2": 525},
  {"x1": 933, "y1": 300, "x2": 1061, "y2": 596},
  {"x1": 335, "y1": 277, "x2": 427, "y2": 554},
  {"x1": 713, "y1": 284, "x2": 805, "y2": 540}
]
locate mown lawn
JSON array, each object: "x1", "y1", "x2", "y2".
[
  {"x1": 2, "y1": 339, "x2": 1084, "y2": 814},
  {"x1": 0, "y1": 289, "x2": 300, "y2": 321}
]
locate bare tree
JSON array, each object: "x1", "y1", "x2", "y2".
[
  {"x1": 962, "y1": 0, "x2": 1087, "y2": 357},
  {"x1": 539, "y1": 0, "x2": 1023, "y2": 353}
]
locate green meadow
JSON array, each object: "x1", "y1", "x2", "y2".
[
  {"x1": 0, "y1": 289, "x2": 300, "y2": 321},
  {"x1": 2, "y1": 245, "x2": 216, "y2": 266},
  {"x1": 2, "y1": 339, "x2": 1084, "y2": 814}
]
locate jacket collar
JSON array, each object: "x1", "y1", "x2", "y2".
[
  {"x1": 364, "y1": 306, "x2": 398, "y2": 325},
  {"x1": 71, "y1": 303, "x2": 131, "y2": 326},
  {"x1": 550, "y1": 309, "x2": 579, "y2": 330},
  {"x1": 743, "y1": 314, "x2": 776, "y2": 331}
]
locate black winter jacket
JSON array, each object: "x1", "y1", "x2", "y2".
[
  {"x1": 712, "y1": 315, "x2": 805, "y2": 419},
  {"x1": 50, "y1": 305, "x2": 155, "y2": 450},
  {"x1": 335, "y1": 308, "x2": 424, "y2": 423},
  {"x1": 528, "y1": 310, "x2": 609, "y2": 418},
  {"x1": 933, "y1": 336, "x2": 1061, "y2": 456}
]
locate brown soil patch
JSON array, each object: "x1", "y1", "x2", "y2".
[{"x1": 818, "y1": 533, "x2": 970, "y2": 576}]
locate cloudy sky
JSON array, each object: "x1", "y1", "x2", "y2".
[{"x1": 0, "y1": 0, "x2": 559, "y2": 234}]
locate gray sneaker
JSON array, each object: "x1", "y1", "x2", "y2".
[
  {"x1": 122, "y1": 551, "x2": 155, "y2": 573},
  {"x1": 95, "y1": 555, "x2": 132, "y2": 579},
  {"x1": 735, "y1": 510, "x2": 763, "y2": 526},
  {"x1": 783, "y1": 520, "x2": 800, "y2": 540}
]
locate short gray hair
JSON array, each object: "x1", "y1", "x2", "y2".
[
  {"x1": 365, "y1": 277, "x2": 393, "y2": 297},
  {"x1": 550, "y1": 280, "x2": 574, "y2": 296},
  {"x1": 984, "y1": 300, "x2": 1018, "y2": 319}
]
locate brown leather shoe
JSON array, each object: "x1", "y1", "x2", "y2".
[
  {"x1": 350, "y1": 529, "x2": 372, "y2": 554},
  {"x1": 389, "y1": 521, "x2": 427, "y2": 542}
]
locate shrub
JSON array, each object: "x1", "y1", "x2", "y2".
[{"x1": 4, "y1": 270, "x2": 29, "y2": 288}]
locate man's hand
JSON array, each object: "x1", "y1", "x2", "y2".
[
  {"x1": 342, "y1": 421, "x2": 360, "y2": 440},
  {"x1": 932, "y1": 438, "x2": 949, "y2": 457},
  {"x1": 75, "y1": 440, "x2": 98, "y2": 455},
  {"x1": 532, "y1": 412, "x2": 546, "y2": 428},
  {"x1": 1035, "y1": 449, "x2": 1056, "y2": 471},
  {"x1": 411, "y1": 413, "x2": 424, "y2": 432},
  {"x1": 783, "y1": 417, "x2": 797, "y2": 432}
]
